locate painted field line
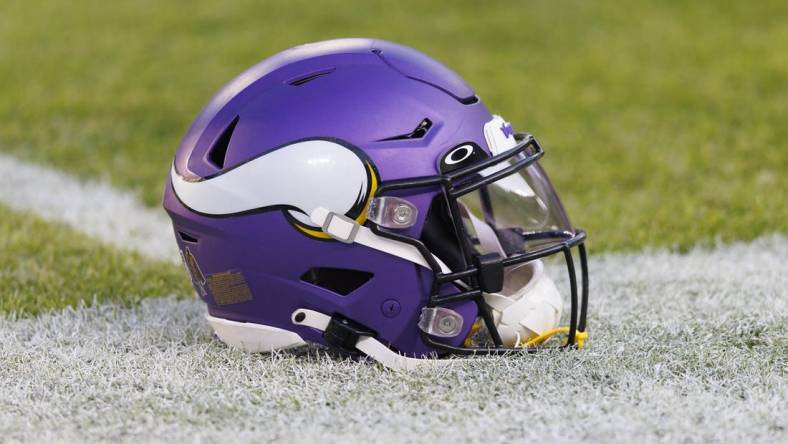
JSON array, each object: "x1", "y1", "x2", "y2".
[{"x1": 0, "y1": 154, "x2": 179, "y2": 263}]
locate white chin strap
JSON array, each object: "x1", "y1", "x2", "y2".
[
  {"x1": 483, "y1": 260, "x2": 562, "y2": 346},
  {"x1": 309, "y1": 207, "x2": 451, "y2": 273},
  {"x1": 291, "y1": 309, "x2": 452, "y2": 371},
  {"x1": 460, "y1": 204, "x2": 563, "y2": 347}
]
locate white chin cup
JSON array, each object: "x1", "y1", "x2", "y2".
[{"x1": 482, "y1": 260, "x2": 562, "y2": 347}]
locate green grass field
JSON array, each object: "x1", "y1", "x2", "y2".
[
  {"x1": 2, "y1": 0, "x2": 785, "y2": 315},
  {"x1": 0, "y1": 205, "x2": 189, "y2": 315},
  {"x1": 0, "y1": 2, "x2": 786, "y2": 441}
]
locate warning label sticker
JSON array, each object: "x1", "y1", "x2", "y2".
[{"x1": 206, "y1": 271, "x2": 253, "y2": 306}]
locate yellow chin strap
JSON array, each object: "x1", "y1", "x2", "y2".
[
  {"x1": 520, "y1": 327, "x2": 589, "y2": 349},
  {"x1": 463, "y1": 321, "x2": 589, "y2": 350}
]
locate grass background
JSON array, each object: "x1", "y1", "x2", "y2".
[
  {"x1": 1, "y1": 0, "x2": 785, "y2": 254},
  {"x1": 0, "y1": 205, "x2": 190, "y2": 315},
  {"x1": 0, "y1": 1, "x2": 786, "y2": 315}
]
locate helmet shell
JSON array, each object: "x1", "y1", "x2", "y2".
[{"x1": 164, "y1": 38, "x2": 499, "y2": 356}]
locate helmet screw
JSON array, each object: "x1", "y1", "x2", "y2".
[
  {"x1": 438, "y1": 315, "x2": 458, "y2": 334},
  {"x1": 381, "y1": 299, "x2": 401, "y2": 318},
  {"x1": 392, "y1": 204, "x2": 413, "y2": 225}
]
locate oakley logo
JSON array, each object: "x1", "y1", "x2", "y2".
[
  {"x1": 439, "y1": 142, "x2": 487, "y2": 174},
  {"x1": 444, "y1": 144, "x2": 475, "y2": 165}
]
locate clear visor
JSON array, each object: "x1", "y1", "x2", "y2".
[{"x1": 457, "y1": 162, "x2": 573, "y2": 256}]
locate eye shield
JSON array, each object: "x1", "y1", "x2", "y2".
[{"x1": 370, "y1": 134, "x2": 589, "y2": 354}]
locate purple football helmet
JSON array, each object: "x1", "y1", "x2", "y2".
[{"x1": 163, "y1": 38, "x2": 589, "y2": 370}]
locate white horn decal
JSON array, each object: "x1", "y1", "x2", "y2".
[{"x1": 171, "y1": 139, "x2": 375, "y2": 233}]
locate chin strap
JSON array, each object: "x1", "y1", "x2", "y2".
[
  {"x1": 292, "y1": 308, "x2": 452, "y2": 371},
  {"x1": 309, "y1": 207, "x2": 451, "y2": 274},
  {"x1": 292, "y1": 307, "x2": 587, "y2": 370},
  {"x1": 520, "y1": 327, "x2": 589, "y2": 349}
]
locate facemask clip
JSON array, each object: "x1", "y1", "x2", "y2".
[
  {"x1": 418, "y1": 307, "x2": 464, "y2": 338},
  {"x1": 368, "y1": 196, "x2": 418, "y2": 229},
  {"x1": 473, "y1": 253, "x2": 504, "y2": 293}
]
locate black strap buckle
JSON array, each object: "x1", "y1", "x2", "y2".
[
  {"x1": 473, "y1": 252, "x2": 504, "y2": 293},
  {"x1": 323, "y1": 315, "x2": 376, "y2": 354}
]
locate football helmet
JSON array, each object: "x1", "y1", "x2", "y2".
[{"x1": 163, "y1": 38, "x2": 588, "y2": 370}]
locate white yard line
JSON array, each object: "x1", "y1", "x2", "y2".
[
  {"x1": 1, "y1": 235, "x2": 785, "y2": 443},
  {"x1": 0, "y1": 154, "x2": 179, "y2": 263}
]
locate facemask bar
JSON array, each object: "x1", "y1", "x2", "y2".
[{"x1": 368, "y1": 134, "x2": 589, "y2": 355}]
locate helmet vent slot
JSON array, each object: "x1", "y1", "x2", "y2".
[
  {"x1": 177, "y1": 231, "x2": 198, "y2": 243},
  {"x1": 207, "y1": 115, "x2": 239, "y2": 169},
  {"x1": 460, "y1": 95, "x2": 479, "y2": 105},
  {"x1": 300, "y1": 267, "x2": 373, "y2": 296},
  {"x1": 288, "y1": 68, "x2": 336, "y2": 86},
  {"x1": 379, "y1": 118, "x2": 432, "y2": 141}
]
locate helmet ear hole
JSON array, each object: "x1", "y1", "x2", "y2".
[{"x1": 300, "y1": 267, "x2": 373, "y2": 296}]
